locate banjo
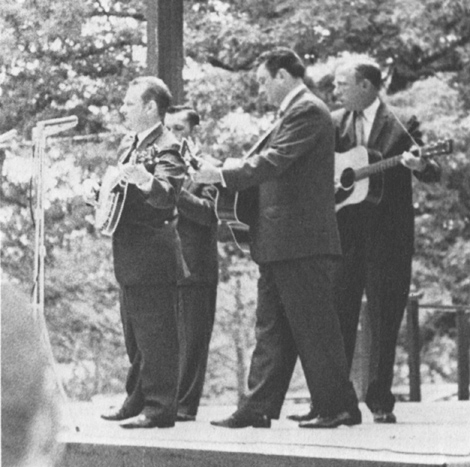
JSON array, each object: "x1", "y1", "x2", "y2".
[
  {"x1": 94, "y1": 151, "x2": 138, "y2": 236},
  {"x1": 94, "y1": 137, "x2": 185, "y2": 235}
]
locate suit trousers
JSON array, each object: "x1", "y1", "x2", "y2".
[
  {"x1": 177, "y1": 283, "x2": 217, "y2": 416},
  {"x1": 119, "y1": 283, "x2": 179, "y2": 420},
  {"x1": 335, "y1": 206, "x2": 412, "y2": 413},
  {"x1": 239, "y1": 256, "x2": 358, "y2": 419}
]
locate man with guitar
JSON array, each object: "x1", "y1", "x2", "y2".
[
  {"x1": 194, "y1": 48, "x2": 360, "y2": 429},
  {"x1": 95, "y1": 77, "x2": 187, "y2": 429},
  {"x1": 166, "y1": 105, "x2": 219, "y2": 422},
  {"x1": 291, "y1": 56, "x2": 441, "y2": 425}
]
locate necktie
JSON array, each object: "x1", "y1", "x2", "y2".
[
  {"x1": 121, "y1": 134, "x2": 139, "y2": 164},
  {"x1": 354, "y1": 111, "x2": 366, "y2": 147}
]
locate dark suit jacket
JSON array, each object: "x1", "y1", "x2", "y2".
[
  {"x1": 176, "y1": 178, "x2": 218, "y2": 285},
  {"x1": 333, "y1": 101, "x2": 441, "y2": 253},
  {"x1": 113, "y1": 125, "x2": 187, "y2": 286},
  {"x1": 222, "y1": 88, "x2": 341, "y2": 264}
]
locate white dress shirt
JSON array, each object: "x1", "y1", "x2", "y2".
[
  {"x1": 136, "y1": 122, "x2": 162, "y2": 148},
  {"x1": 359, "y1": 98, "x2": 381, "y2": 144}
]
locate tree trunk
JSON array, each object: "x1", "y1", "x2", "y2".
[{"x1": 145, "y1": 0, "x2": 184, "y2": 104}]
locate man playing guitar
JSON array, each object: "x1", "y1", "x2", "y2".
[
  {"x1": 166, "y1": 106, "x2": 219, "y2": 423},
  {"x1": 290, "y1": 55, "x2": 441, "y2": 425}
]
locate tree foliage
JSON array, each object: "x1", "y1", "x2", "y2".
[{"x1": 2, "y1": 0, "x2": 469, "y2": 133}]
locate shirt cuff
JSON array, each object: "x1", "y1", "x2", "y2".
[
  {"x1": 220, "y1": 157, "x2": 243, "y2": 188},
  {"x1": 137, "y1": 175, "x2": 153, "y2": 193}
]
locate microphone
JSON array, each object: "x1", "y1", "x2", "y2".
[
  {"x1": 34, "y1": 116, "x2": 78, "y2": 137},
  {"x1": 0, "y1": 129, "x2": 18, "y2": 146}
]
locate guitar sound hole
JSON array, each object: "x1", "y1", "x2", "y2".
[{"x1": 340, "y1": 168, "x2": 356, "y2": 190}]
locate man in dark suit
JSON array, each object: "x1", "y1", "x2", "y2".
[
  {"x1": 166, "y1": 106, "x2": 219, "y2": 422},
  {"x1": 334, "y1": 57, "x2": 440, "y2": 423},
  {"x1": 291, "y1": 56, "x2": 441, "y2": 425},
  {"x1": 97, "y1": 76, "x2": 187, "y2": 429},
  {"x1": 194, "y1": 48, "x2": 360, "y2": 429}
]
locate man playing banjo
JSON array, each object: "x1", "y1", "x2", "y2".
[{"x1": 86, "y1": 76, "x2": 187, "y2": 429}]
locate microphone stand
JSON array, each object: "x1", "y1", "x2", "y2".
[{"x1": 31, "y1": 116, "x2": 80, "y2": 432}]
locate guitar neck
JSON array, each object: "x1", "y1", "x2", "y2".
[{"x1": 353, "y1": 140, "x2": 452, "y2": 182}]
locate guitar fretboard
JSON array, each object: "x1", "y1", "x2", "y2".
[
  {"x1": 354, "y1": 140, "x2": 452, "y2": 182},
  {"x1": 355, "y1": 155, "x2": 402, "y2": 181}
]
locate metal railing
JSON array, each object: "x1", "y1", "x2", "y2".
[{"x1": 406, "y1": 292, "x2": 470, "y2": 401}]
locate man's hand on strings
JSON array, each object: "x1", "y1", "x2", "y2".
[
  {"x1": 334, "y1": 177, "x2": 342, "y2": 193},
  {"x1": 401, "y1": 146, "x2": 426, "y2": 172},
  {"x1": 82, "y1": 178, "x2": 100, "y2": 207},
  {"x1": 121, "y1": 163, "x2": 153, "y2": 186},
  {"x1": 191, "y1": 159, "x2": 223, "y2": 184}
]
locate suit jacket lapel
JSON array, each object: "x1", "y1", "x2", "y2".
[
  {"x1": 281, "y1": 87, "x2": 308, "y2": 116},
  {"x1": 118, "y1": 125, "x2": 164, "y2": 164},
  {"x1": 244, "y1": 123, "x2": 277, "y2": 159},
  {"x1": 138, "y1": 124, "x2": 163, "y2": 150},
  {"x1": 245, "y1": 88, "x2": 310, "y2": 159},
  {"x1": 368, "y1": 101, "x2": 390, "y2": 149}
]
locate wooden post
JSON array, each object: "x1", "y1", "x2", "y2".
[
  {"x1": 350, "y1": 300, "x2": 371, "y2": 402},
  {"x1": 406, "y1": 293, "x2": 422, "y2": 401},
  {"x1": 456, "y1": 310, "x2": 470, "y2": 400},
  {"x1": 233, "y1": 277, "x2": 248, "y2": 402},
  {"x1": 145, "y1": 0, "x2": 184, "y2": 104}
]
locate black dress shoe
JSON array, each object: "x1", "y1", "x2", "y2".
[
  {"x1": 373, "y1": 410, "x2": 397, "y2": 424},
  {"x1": 287, "y1": 407, "x2": 318, "y2": 422},
  {"x1": 120, "y1": 414, "x2": 175, "y2": 429},
  {"x1": 299, "y1": 408, "x2": 362, "y2": 429},
  {"x1": 210, "y1": 410, "x2": 271, "y2": 428},
  {"x1": 176, "y1": 413, "x2": 196, "y2": 422},
  {"x1": 101, "y1": 406, "x2": 138, "y2": 421}
]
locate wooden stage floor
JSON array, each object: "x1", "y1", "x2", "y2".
[{"x1": 59, "y1": 400, "x2": 470, "y2": 467}]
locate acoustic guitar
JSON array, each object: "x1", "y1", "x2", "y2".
[
  {"x1": 181, "y1": 138, "x2": 252, "y2": 252},
  {"x1": 185, "y1": 123, "x2": 278, "y2": 252},
  {"x1": 214, "y1": 186, "x2": 252, "y2": 253},
  {"x1": 335, "y1": 139, "x2": 453, "y2": 212}
]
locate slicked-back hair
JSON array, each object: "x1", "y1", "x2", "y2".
[
  {"x1": 129, "y1": 76, "x2": 173, "y2": 117},
  {"x1": 167, "y1": 105, "x2": 200, "y2": 129},
  {"x1": 257, "y1": 48, "x2": 306, "y2": 79},
  {"x1": 354, "y1": 61, "x2": 382, "y2": 90},
  {"x1": 338, "y1": 56, "x2": 382, "y2": 90}
]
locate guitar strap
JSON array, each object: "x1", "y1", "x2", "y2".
[{"x1": 373, "y1": 100, "x2": 422, "y2": 151}]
